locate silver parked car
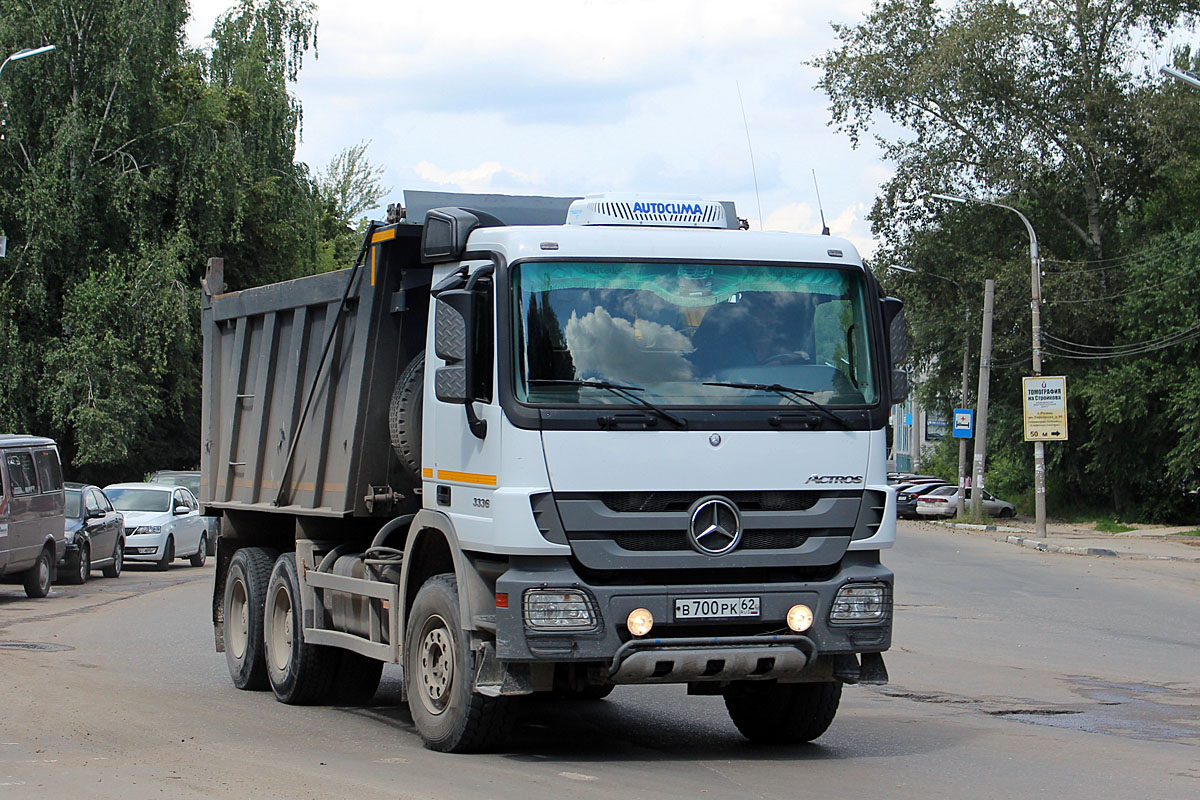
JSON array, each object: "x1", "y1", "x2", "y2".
[{"x1": 916, "y1": 485, "x2": 1016, "y2": 518}]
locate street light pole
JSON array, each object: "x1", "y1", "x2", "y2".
[
  {"x1": 932, "y1": 193, "x2": 1047, "y2": 536},
  {"x1": 891, "y1": 265, "x2": 972, "y2": 517}
]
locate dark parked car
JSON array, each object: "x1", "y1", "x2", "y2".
[
  {"x1": 896, "y1": 481, "x2": 949, "y2": 519},
  {"x1": 60, "y1": 482, "x2": 125, "y2": 583}
]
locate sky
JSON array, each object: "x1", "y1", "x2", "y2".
[{"x1": 185, "y1": 0, "x2": 890, "y2": 257}]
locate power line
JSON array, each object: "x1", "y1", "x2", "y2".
[{"x1": 1042, "y1": 230, "x2": 1200, "y2": 273}]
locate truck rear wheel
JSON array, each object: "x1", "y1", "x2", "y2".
[
  {"x1": 405, "y1": 573, "x2": 511, "y2": 752},
  {"x1": 723, "y1": 680, "x2": 842, "y2": 744},
  {"x1": 223, "y1": 546, "x2": 277, "y2": 690},
  {"x1": 264, "y1": 553, "x2": 338, "y2": 704}
]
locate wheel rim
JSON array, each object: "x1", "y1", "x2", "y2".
[
  {"x1": 268, "y1": 583, "x2": 293, "y2": 673},
  {"x1": 37, "y1": 556, "x2": 50, "y2": 592},
  {"x1": 78, "y1": 545, "x2": 90, "y2": 582},
  {"x1": 228, "y1": 579, "x2": 249, "y2": 660},
  {"x1": 114, "y1": 542, "x2": 123, "y2": 575},
  {"x1": 416, "y1": 613, "x2": 455, "y2": 716}
]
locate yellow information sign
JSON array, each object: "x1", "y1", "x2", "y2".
[{"x1": 1023, "y1": 376, "x2": 1068, "y2": 441}]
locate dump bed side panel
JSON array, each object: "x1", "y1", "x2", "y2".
[{"x1": 200, "y1": 227, "x2": 427, "y2": 519}]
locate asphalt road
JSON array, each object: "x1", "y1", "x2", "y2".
[{"x1": 1, "y1": 523, "x2": 1197, "y2": 799}]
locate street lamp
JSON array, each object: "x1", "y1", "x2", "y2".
[
  {"x1": 1161, "y1": 65, "x2": 1200, "y2": 89},
  {"x1": 890, "y1": 264, "x2": 973, "y2": 518},
  {"x1": 932, "y1": 192, "x2": 1047, "y2": 536},
  {"x1": 0, "y1": 45, "x2": 57, "y2": 82}
]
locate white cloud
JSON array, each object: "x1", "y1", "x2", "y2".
[
  {"x1": 186, "y1": 0, "x2": 892, "y2": 256},
  {"x1": 413, "y1": 160, "x2": 544, "y2": 193}
]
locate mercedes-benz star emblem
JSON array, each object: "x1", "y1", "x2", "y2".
[
  {"x1": 687, "y1": 497, "x2": 742, "y2": 556},
  {"x1": 709, "y1": 433, "x2": 722, "y2": 447}
]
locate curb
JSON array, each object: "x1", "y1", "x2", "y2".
[{"x1": 1004, "y1": 535, "x2": 1116, "y2": 558}]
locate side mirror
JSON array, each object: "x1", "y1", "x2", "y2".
[
  {"x1": 433, "y1": 288, "x2": 488, "y2": 439},
  {"x1": 434, "y1": 290, "x2": 474, "y2": 403},
  {"x1": 891, "y1": 369, "x2": 909, "y2": 404},
  {"x1": 86, "y1": 509, "x2": 105, "y2": 520},
  {"x1": 882, "y1": 298, "x2": 907, "y2": 366},
  {"x1": 174, "y1": 504, "x2": 190, "y2": 516}
]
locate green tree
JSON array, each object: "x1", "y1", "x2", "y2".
[
  {"x1": 818, "y1": 1, "x2": 1200, "y2": 520},
  {"x1": 0, "y1": 0, "x2": 321, "y2": 482},
  {"x1": 314, "y1": 140, "x2": 390, "y2": 272}
]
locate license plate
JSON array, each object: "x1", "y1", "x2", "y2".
[{"x1": 674, "y1": 596, "x2": 760, "y2": 620}]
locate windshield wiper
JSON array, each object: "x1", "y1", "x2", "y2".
[
  {"x1": 703, "y1": 381, "x2": 850, "y2": 429},
  {"x1": 529, "y1": 379, "x2": 688, "y2": 429}
]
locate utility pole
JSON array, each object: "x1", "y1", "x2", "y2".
[
  {"x1": 957, "y1": 327, "x2": 970, "y2": 517},
  {"x1": 971, "y1": 280, "x2": 994, "y2": 517}
]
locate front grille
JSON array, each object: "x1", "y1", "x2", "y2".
[
  {"x1": 600, "y1": 491, "x2": 824, "y2": 514},
  {"x1": 612, "y1": 530, "x2": 809, "y2": 551}
]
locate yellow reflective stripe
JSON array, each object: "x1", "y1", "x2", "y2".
[
  {"x1": 422, "y1": 468, "x2": 433, "y2": 478},
  {"x1": 371, "y1": 229, "x2": 396, "y2": 243},
  {"x1": 436, "y1": 470, "x2": 497, "y2": 486},
  {"x1": 371, "y1": 246, "x2": 376, "y2": 286}
]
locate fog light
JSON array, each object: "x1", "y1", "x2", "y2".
[
  {"x1": 830, "y1": 583, "x2": 888, "y2": 623},
  {"x1": 626, "y1": 607, "x2": 654, "y2": 637},
  {"x1": 523, "y1": 589, "x2": 597, "y2": 631},
  {"x1": 786, "y1": 604, "x2": 814, "y2": 632}
]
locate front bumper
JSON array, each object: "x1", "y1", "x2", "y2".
[
  {"x1": 123, "y1": 534, "x2": 168, "y2": 562},
  {"x1": 493, "y1": 551, "x2": 892, "y2": 684}
]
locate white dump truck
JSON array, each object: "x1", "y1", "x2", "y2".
[{"x1": 201, "y1": 190, "x2": 907, "y2": 752}]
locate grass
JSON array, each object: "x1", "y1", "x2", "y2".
[
  {"x1": 1094, "y1": 520, "x2": 1136, "y2": 533},
  {"x1": 1172, "y1": 530, "x2": 1200, "y2": 537}
]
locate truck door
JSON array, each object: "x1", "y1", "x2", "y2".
[{"x1": 426, "y1": 270, "x2": 501, "y2": 542}]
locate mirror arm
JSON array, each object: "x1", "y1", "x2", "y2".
[{"x1": 464, "y1": 401, "x2": 488, "y2": 439}]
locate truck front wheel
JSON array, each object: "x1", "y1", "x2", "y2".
[
  {"x1": 405, "y1": 574, "x2": 511, "y2": 752},
  {"x1": 223, "y1": 546, "x2": 277, "y2": 690},
  {"x1": 263, "y1": 553, "x2": 338, "y2": 704},
  {"x1": 723, "y1": 680, "x2": 842, "y2": 744}
]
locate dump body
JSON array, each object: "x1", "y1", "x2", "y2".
[{"x1": 200, "y1": 227, "x2": 427, "y2": 520}]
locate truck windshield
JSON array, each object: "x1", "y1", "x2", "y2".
[{"x1": 512, "y1": 261, "x2": 877, "y2": 407}]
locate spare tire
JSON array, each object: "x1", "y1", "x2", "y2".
[{"x1": 389, "y1": 352, "x2": 424, "y2": 480}]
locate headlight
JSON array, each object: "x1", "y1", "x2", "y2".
[
  {"x1": 133, "y1": 525, "x2": 162, "y2": 536},
  {"x1": 830, "y1": 583, "x2": 889, "y2": 623},
  {"x1": 523, "y1": 589, "x2": 597, "y2": 631}
]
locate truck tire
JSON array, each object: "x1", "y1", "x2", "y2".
[
  {"x1": 223, "y1": 546, "x2": 277, "y2": 690},
  {"x1": 723, "y1": 680, "x2": 841, "y2": 744},
  {"x1": 406, "y1": 573, "x2": 512, "y2": 752},
  {"x1": 263, "y1": 553, "x2": 338, "y2": 704},
  {"x1": 23, "y1": 547, "x2": 53, "y2": 598},
  {"x1": 330, "y1": 650, "x2": 385, "y2": 705},
  {"x1": 388, "y1": 352, "x2": 424, "y2": 480}
]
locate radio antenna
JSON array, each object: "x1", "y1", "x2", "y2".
[
  {"x1": 736, "y1": 82, "x2": 763, "y2": 230},
  {"x1": 813, "y1": 170, "x2": 830, "y2": 236}
]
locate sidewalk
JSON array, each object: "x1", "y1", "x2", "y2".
[{"x1": 920, "y1": 517, "x2": 1200, "y2": 562}]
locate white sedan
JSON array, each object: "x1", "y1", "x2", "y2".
[
  {"x1": 915, "y1": 485, "x2": 1016, "y2": 518},
  {"x1": 103, "y1": 483, "x2": 210, "y2": 570}
]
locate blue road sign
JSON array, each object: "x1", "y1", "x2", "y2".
[{"x1": 953, "y1": 408, "x2": 974, "y2": 439}]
